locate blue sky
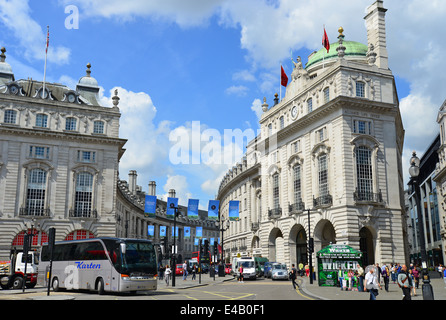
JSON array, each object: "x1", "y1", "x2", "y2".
[{"x1": 1, "y1": 0, "x2": 445, "y2": 208}]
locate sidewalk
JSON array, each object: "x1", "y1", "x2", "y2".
[
  {"x1": 299, "y1": 277, "x2": 446, "y2": 300},
  {"x1": 157, "y1": 273, "x2": 233, "y2": 289}
]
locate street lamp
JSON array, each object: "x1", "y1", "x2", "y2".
[
  {"x1": 169, "y1": 202, "x2": 181, "y2": 287},
  {"x1": 409, "y1": 151, "x2": 434, "y2": 300},
  {"x1": 304, "y1": 208, "x2": 315, "y2": 285},
  {"x1": 216, "y1": 217, "x2": 230, "y2": 277}
]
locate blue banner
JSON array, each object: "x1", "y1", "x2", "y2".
[
  {"x1": 184, "y1": 227, "x2": 191, "y2": 239},
  {"x1": 160, "y1": 226, "x2": 167, "y2": 237},
  {"x1": 187, "y1": 199, "x2": 199, "y2": 220},
  {"x1": 196, "y1": 226, "x2": 203, "y2": 238},
  {"x1": 208, "y1": 200, "x2": 220, "y2": 221},
  {"x1": 194, "y1": 238, "x2": 199, "y2": 246},
  {"x1": 147, "y1": 225, "x2": 154, "y2": 237},
  {"x1": 229, "y1": 200, "x2": 240, "y2": 221},
  {"x1": 144, "y1": 195, "x2": 157, "y2": 218}
]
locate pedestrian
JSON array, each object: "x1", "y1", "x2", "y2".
[
  {"x1": 298, "y1": 262, "x2": 304, "y2": 276},
  {"x1": 347, "y1": 269, "x2": 354, "y2": 291},
  {"x1": 365, "y1": 266, "x2": 381, "y2": 300},
  {"x1": 390, "y1": 264, "x2": 397, "y2": 284},
  {"x1": 183, "y1": 260, "x2": 188, "y2": 280},
  {"x1": 192, "y1": 264, "x2": 197, "y2": 280},
  {"x1": 397, "y1": 264, "x2": 413, "y2": 300},
  {"x1": 290, "y1": 264, "x2": 299, "y2": 290},
  {"x1": 305, "y1": 263, "x2": 310, "y2": 277},
  {"x1": 338, "y1": 267, "x2": 344, "y2": 291},
  {"x1": 158, "y1": 263, "x2": 164, "y2": 280},
  {"x1": 409, "y1": 269, "x2": 416, "y2": 297},
  {"x1": 238, "y1": 264, "x2": 244, "y2": 283},
  {"x1": 443, "y1": 266, "x2": 446, "y2": 288},
  {"x1": 412, "y1": 266, "x2": 419, "y2": 290},
  {"x1": 164, "y1": 265, "x2": 171, "y2": 286},
  {"x1": 382, "y1": 264, "x2": 390, "y2": 292},
  {"x1": 357, "y1": 264, "x2": 365, "y2": 292}
]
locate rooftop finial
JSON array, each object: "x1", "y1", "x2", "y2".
[
  {"x1": 0, "y1": 47, "x2": 6, "y2": 63},
  {"x1": 86, "y1": 63, "x2": 92, "y2": 77},
  {"x1": 338, "y1": 26, "x2": 344, "y2": 39}
]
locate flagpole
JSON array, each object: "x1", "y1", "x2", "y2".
[
  {"x1": 322, "y1": 25, "x2": 325, "y2": 70},
  {"x1": 42, "y1": 25, "x2": 49, "y2": 99}
]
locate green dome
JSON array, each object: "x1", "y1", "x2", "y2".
[{"x1": 305, "y1": 40, "x2": 368, "y2": 69}]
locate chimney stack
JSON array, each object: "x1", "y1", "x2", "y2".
[
  {"x1": 364, "y1": 0, "x2": 389, "y2": 69},
  {"x1": 128, "y1": 170, "x2": 137, "y2": 195},
  {"x1": 148, "y1": 181, "x2": 157, "y2": 196}
]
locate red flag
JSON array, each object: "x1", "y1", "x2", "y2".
[
  {"x1": 322, "y1": 27, "x2": 330, "y2": 53},
  {"x1": 45, "y1": 26, "x2": 49, "y2": 53},
  {"x1": 281, "y1": 65, "x2": 288, "y2": 87}
]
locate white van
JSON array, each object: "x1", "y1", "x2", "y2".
[{"x1": 236, "y1": 257, "x2": 257, "y2": 280}]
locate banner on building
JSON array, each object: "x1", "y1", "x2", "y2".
[
  {"x1": 208, "y1": 200, "x2": 220, "y2": 221},
  {"x1": 229, "y1": 200, "x2": 240, "y2": 221},
  {"x1": 144, "y1": 195, "x2": 157, "y2": 218},
  {"x1": 160, "y1": 226, "x2": 167, "y2": 238},
  {"x1": 147, "y1": 225, "x2": 154, "y2": 238},
  {"x1": 187, "y1": 199, "x2": 199, "y2": 220},
  {"x1": 184, "y1": 227, "x2": 191, "y2": 239},
  {"x1": 196, "y1": 226, "x2": 203, "y2": 238},
  {"x1": 167, "y1": 197, "x2": 178, "y2": 220}
]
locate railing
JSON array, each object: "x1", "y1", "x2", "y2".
[
  {"x1": 268, "y1": 207, "x2": 282, "y2": 219},
  {"x1": 354, "y1": 189, "x2": 383, "y2": 203},
  {"x1": 69, "y1": 209, "x2": 98, "y2": 219},
  {"x1": 19, "y1": 207, "x2": 51, "y2": 217},
  {"x1": 313, "y1": 194, "x2": 333, "y2": 208},
  {"x1": 288, "y1": 201, "x2": 305, "y2": 214}
]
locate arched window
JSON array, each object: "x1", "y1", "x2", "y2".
[
  {"x1": 355, "y1": 146, "x2": 373, "y2": 199},
  {"x1": 26, "y1": 169, "x2": 47, "y2": 216},
  {"x1": 293, "y1": 164, "x2": 302, "y2": 205},
  {"x1": 318, "y1": 154, "x2": 328, "y2": 197},
  {"x1": 74, "y1": 172, "x2": 94, "y2": 217},
  {"x1": 64, "y1": 230, "x2": 95, "y2": 241}
]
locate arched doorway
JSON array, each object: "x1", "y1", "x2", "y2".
[
  {"x1": 296, "y1": 229, "x2": 307, "y2": 266},
  {"x1": 314, "y1": 220, "x2": 336, "y2": 252},
  {"x1": 268, "y1": 228, "x2": 284, "y2": 263},
  {"x1": 359, "y1": 227, "x2": 375, "y2": 266}
]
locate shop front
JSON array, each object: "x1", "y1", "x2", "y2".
[{"x1": 317, "y1": 244, "x2": 362, "y2": 287}]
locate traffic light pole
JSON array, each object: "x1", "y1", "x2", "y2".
[{"x1": 307, "y1": 208, "x2": 314, "y2": 285}]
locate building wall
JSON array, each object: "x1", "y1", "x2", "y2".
[{"x1": 217, "y1": 1, "x2": 407, "y2": 267}]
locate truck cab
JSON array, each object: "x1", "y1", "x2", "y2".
[{"x1": 0, "y1": 252, "x2": 39, "y2": 290}]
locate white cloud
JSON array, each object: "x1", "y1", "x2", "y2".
[
  {"x1": 0, "y1": 0, "x2": 71, "y2": 64},
  {"x1": 225, "y1": 85, "x2": 249, "y2": 96},
  {"x1": 250, "y1": 98, "x2": 263, "y2": 121}
]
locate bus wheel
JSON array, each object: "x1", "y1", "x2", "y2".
[
  {"x1": 52, "y1": 277, "x2": 60, "y2": 292},
  {"x1": 12, "y1": 276, "x2": 23, "y2": 290},
  {"x1": 96, "y1": 278, "x2": 105, "y2": 295}
]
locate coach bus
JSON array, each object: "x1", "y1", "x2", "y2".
[{"x1": 40, "y1": 237, "x2": 157, "y2": 294}]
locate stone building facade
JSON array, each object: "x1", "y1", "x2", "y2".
[
  {"x1": 217, "y1": 1, "x2": 408, "y2": 267},
  {"x1": 0, "y1": 53, "x2": 126, "y2": 259}
]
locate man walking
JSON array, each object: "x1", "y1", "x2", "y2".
[
  {"x1": 290, "y1": 264, "x2": 299, "y2": 290},
  {"x1": 357, "y1": 264, "x2": 365, "y2": 292},
  {"x1": 397, "y1": 264, "x2": 413, "y2": 300},
  {"x1": 365, "y1": 267, "x2": 381, "y2": 300}
]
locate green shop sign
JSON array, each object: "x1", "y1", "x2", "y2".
[{"x1": 317, "y1": 244, "x2": 362, "y2": 287}]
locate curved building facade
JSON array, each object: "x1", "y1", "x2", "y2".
[{"x1": 217, "y1": 1, "x2": 408, "y2": 267}]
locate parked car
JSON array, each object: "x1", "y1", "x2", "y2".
[
  {"x1": 264, "y1": 261, "x2": 276, "y2": 278},
  {"x1": 271, "y1": 263, "x2": 288, "y2": 280},
  {"x1": 175, "y1": 264, "x2": 184, "y2": 275}
]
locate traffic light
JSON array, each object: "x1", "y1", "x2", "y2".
[
  {"x1": 203, "y1": 240, "x2": 210, "y2": 263},
  {"x1": 213, "y1": 240, "x2": 218, "y2": 255},
  {"x1": 308, "y1": 237, "x2": 314, "y2": 253},
  {"x1": 199, "y1": 241, "x2": 204, "y2": 259}
]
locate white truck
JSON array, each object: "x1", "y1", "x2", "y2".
[
  {"x1": 0, "y1": 252, "x2": 38, "y2": 290},
  {"x1": 235, "y1": 257, "x2": 257, "y2": 280}
]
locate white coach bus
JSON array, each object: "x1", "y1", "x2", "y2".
[{"x1": 40, "y1": 237, "x2": 158, "y2": 294}]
